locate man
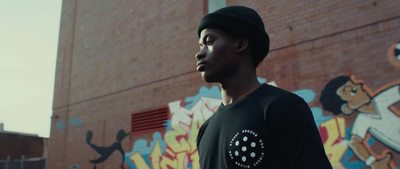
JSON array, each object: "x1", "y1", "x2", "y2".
[
  {"x1": 320, "y1": 75, "x2": 399, "y2": 169},
  {"x1": 195, "y1": 6, "x2": 332, "y2": 169}
]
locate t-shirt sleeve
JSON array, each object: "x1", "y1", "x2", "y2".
[
  {"x1": 273, "y1": 100, "x2": 332, "y2": 169},
  {"x1": 196, "y1": 119, "x2": 208, "y2": 150}
]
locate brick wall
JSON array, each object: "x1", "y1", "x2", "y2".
[
  {"x1": 0, "y1": 133, "x2": 46, "y2": 159},
  {"x1": 48, "y1": 0, "x2": 400, "y2": 168}
]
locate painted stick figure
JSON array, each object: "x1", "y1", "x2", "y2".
[{"x1": 86, "y1": 130, "x2": 130, "y2": 169}]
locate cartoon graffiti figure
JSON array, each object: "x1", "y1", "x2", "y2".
[
  {"x1": 387, "y1": 41, "x2": 400, "y2": 68},
  {"x1": 320, "y1": 75, "x2": 400, "y2": 169},
  {"x1": 86, "y1": 130, "x2": 130, "y2": 169}
]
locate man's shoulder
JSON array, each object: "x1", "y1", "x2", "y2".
[{"x1": 257, "y1": 84, "x2": 304, "y2": 103}]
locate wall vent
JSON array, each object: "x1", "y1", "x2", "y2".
[{"x1": 131, "y1": 107, "x2": 169, "y2": 135}]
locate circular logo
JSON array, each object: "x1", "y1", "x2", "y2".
[{"x1": 228, "y1": 130, "x2": 264, "y2": 168}]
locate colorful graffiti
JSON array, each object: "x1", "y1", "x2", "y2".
[
  {"x1": 121, "y1": 42, "x2": 400, "y2": 169},
  {"x1": 125, "y1": 86, "x2": 222, "y2": 169},
  {"x1": 125, "y1": 82, "x2": 309, "y2": 168},
  {"x1": 320, "y1": 75, "x2": 400, "y2": 169},
  {"x1": 124, "y1": 74, "x2": 400, "y2": 168},
  {"x1": 316, "y1": 41, "x2": 400, "y2": 169}
]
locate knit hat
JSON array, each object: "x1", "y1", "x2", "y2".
[{"x1": 197, "y1": 6, "x2": 270, "y2": 65}]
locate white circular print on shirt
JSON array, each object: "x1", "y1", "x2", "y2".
[{"x1": 228, "y1": 129, "x2": 265, "y2": 168}]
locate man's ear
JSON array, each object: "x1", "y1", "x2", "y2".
[
  {"x1": 236, "y1": 38, "x2": 249, "y2": 53},
  {"x1": 341, "y1": 104, "x2": 353, "y2": 115}
]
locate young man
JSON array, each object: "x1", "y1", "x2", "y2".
[{"x1": 195, "y1": 6, "x2": 332, "y2": 169}]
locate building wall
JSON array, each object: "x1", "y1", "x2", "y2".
[
  {"x1": 48, "y1": 0, "x2": 400, "y2": 169},
  {"x1": 0, "y1": 133, "x2": 47, "y2": 159},
  {"x1": 0, "y1": 133, "x2": 47, "y2": 169}
]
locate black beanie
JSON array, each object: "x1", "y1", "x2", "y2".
[{"x1": 197, "y1": 6, "x2": 270, "y2": 65}]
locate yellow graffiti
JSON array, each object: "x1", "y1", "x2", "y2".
[
  {"x1": 129, "y1": 98, "x2": 221, "y2": 168},
  {"x1": 159, "y1": 121, "x2": 201, "y2": 169},
  {"x1": 129, "y1": 119, "x2": 204, "y2": 169},
  {"x1": 190, "y1": 150, "x2": 200, "y2": 169},
  {"x1": 130, "y1": 138, "x2": 201, "y2": 169},
  {"x1": 188, "y1": 119, "x2": 200, "y2": 153},
  {"x1": 320, "y1": 117, "x2": 348, "y2": 168},
  {"x1": 150, "y1": 139, "x2": 162, "y2": 169},
  {"x1": 164, "y1": 126, "x2": 191, "y2": 153},
  {"x1": 130, "y1": 152, "x2": 151, "y2": 169}
]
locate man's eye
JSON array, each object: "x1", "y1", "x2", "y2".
[
  {"x1": 206, "y1": 40, "x2": 214, "y2": 45},
  {"x1": 350, "y1": 87, "x2": 357, "y2": 96}
]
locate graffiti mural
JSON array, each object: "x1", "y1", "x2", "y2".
[
  {"x1": 122, "y1": 42, "x2": 400, "y2": 169},
  {"x1": 124, "y1": 81, "x2": 399, "y2": 168},
  {"x1": 125, "y1": 86, "x2": 222, "y2": 169},
  {"x1": 317, "y1": 41, "x2": 400, "y2": 169},
  {"x1": 87, "y1": 130, "x2": 130, "y2": 169},
  {"x1": 124, "y1": 81, "x2": 332, "y2": 168},
  {"x1": 320, "y1": 75, "x2": 400, "y2": 169}
]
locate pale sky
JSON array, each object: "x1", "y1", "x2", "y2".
[{"x1": 0, "y1": 0, "x2": 62, "y2": 137}]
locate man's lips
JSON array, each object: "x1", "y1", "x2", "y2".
[{"x1": 197, "y1": 60, "x2": 206, "y2": 71}]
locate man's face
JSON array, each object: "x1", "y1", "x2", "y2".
[
  {"x1": 195, "y1": 28, "x2": 239, "y2": 83},
  {"x1": 337, "y1": 80, "x2": 371, "y2": 113}
]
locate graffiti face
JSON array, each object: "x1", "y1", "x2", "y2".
[
  {"x1": 337, "y1": 80, "x2": 370, "y2": 114},
  {"x1": 323, "y1": 73, "x2": 400, "y2": 168}
]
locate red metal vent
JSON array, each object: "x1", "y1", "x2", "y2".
[{"x1": 131, "y1": 107, "x2": 169, "y2": 135}]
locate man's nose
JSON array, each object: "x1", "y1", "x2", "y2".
[{"x1": 195, "y1": 50, "x2": 205, "y2": 60}]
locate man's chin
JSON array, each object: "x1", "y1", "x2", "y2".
[{"x1": 201, "y1": 73, "x2": 217, "y2": 83}]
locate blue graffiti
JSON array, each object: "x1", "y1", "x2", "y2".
[
  {"x1": 56, "y1": 120, "x2": 66, "y2": 130},
  {"x1": 341, "y1": 147, "x2": 366, "y2": 168},
  {"x1": 367, "y1": 137, "x2": 376, "y2": 147},
  {"x1": 257, "y1": 77, "x2": 267, "y2": 84},
  {"x1": 292, "y1": 88, "x2": 333, "y2": 127},
  {"x1": 164, "y1": 120, "x2": 172, "y2": 132},
  {"x1": 125, "y1": 132, "x2": 166, "y2": 168},
  {"x1": 184, "y1": 85, "x2": 221, "y2": 109},
  {"x1": 69, "y1": 117, "x2": 83, "y2": 126},
  {"x1": 56, "y1": 117, "x2": 83, "y2": 130},
  {"x1": 293, "y1": 89, "x2": 315, "y2": 103},
  {"x1": 311, "y1": 107, "x2": 333, "y2": 127},
  {"x1": 340, "y1": 128, "x2": 365, "y2": 168},
  {"x1": 184, "y1": 77, "x2": 268, "y2": 110}
]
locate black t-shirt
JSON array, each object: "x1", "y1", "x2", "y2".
[{"x1": 196, "y1": 84, "x2": 332, "y2": 169}]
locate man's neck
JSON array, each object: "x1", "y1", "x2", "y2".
[
  {"x1": 220, "y1": 75, "x2": 261, "y2": 106},
  {"x1": 358, "y1": 102, "x2": 377, "y2": 114}
]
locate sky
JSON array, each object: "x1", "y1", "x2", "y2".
[{"x1": 0, "y1": 0, "x2": 62, "y2": 137}]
